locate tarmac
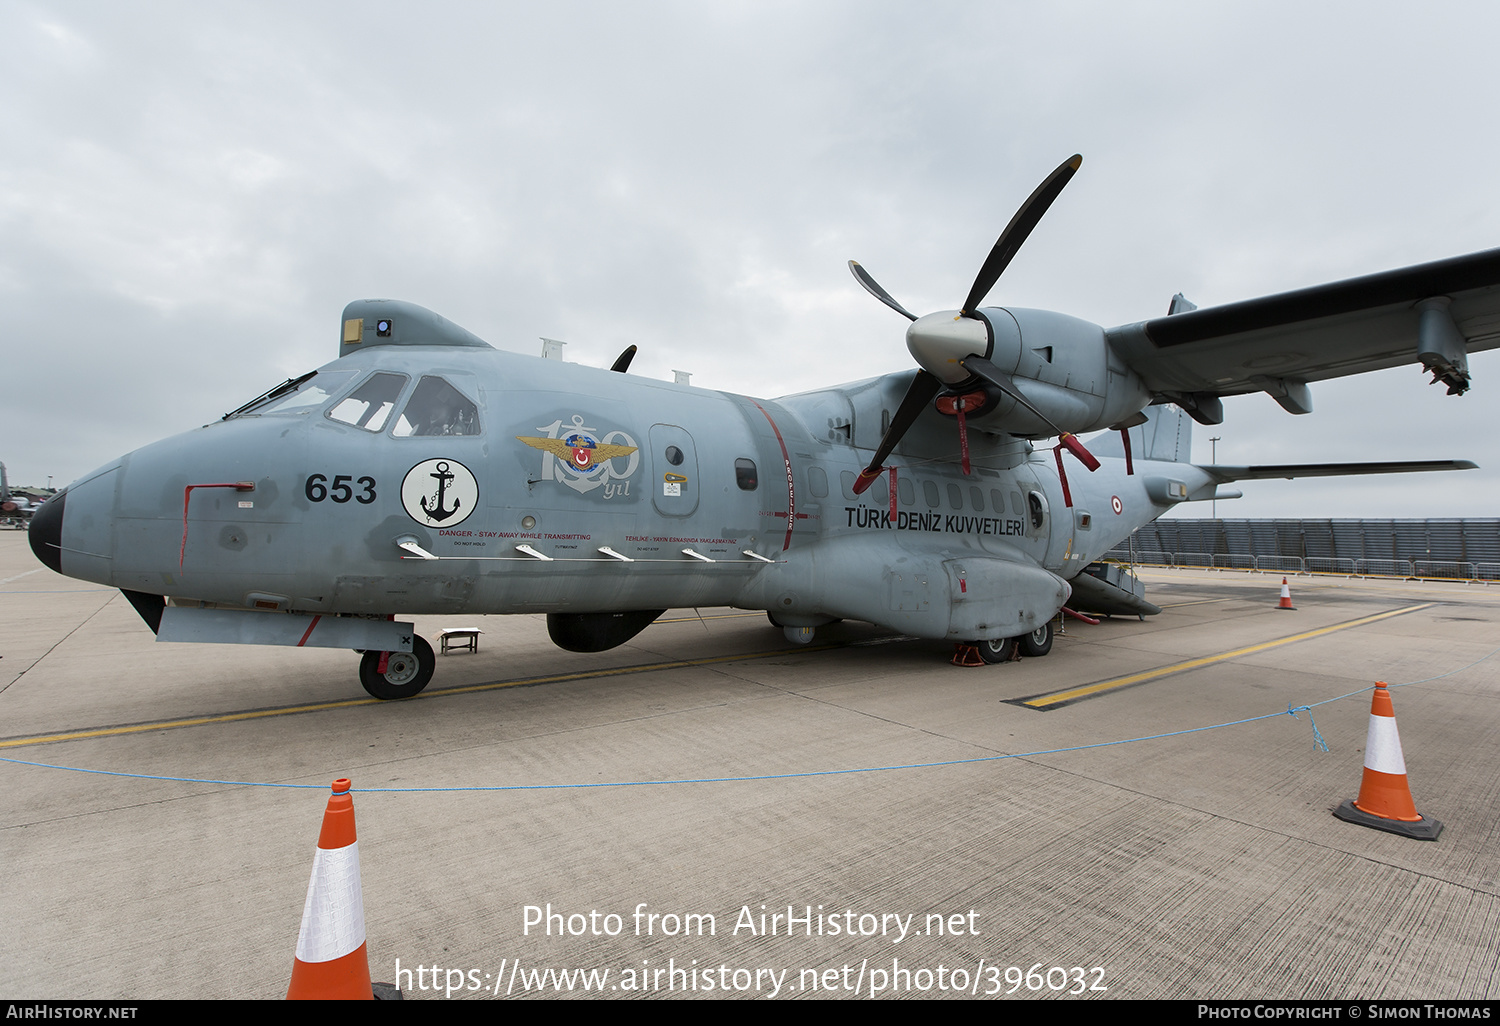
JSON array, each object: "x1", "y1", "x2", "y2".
[{"x1": 2, "y1": 529, "x2": 1498, "y2": 1001}]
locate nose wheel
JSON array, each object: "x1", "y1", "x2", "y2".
[{"x1": 359, "y1": 636, "x2": 436, "y2": 699}]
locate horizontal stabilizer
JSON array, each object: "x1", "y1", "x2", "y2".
[{"x1": 1204, "y1": 460, "x2": 1476, "y2": 482}]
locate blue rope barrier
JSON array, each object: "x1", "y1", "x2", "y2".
[{"x1": 4, "y1": 644, "x2": 1496, "y2": 794}]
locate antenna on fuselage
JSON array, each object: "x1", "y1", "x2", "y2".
[{"x1": 540, "y1": 338, "x2": 567, "y2": 360}]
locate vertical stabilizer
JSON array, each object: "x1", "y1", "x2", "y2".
[{"x1": 1087, "y1": 405, "x2": 1193, "y2": 463}]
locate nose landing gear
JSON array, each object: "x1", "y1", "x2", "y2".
[{"x1": 359, "y1": 636, "x2": 436, "y2": 699}]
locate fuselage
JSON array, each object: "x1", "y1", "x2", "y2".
[{"x1": 32, "y1": 332, "x2": 1193, "y2": 644}]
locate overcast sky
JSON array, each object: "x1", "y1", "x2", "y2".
[{"x1": 5, "y1": 1, "x2": 1499, "y2": 519}]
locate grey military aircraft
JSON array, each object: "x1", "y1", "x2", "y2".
[
  {"x1": 2, "y1": 463, "x2": 39, "y2": 528},
  {"x1": 27, "y1": 155, "x2": 1493, "y2": 698}
]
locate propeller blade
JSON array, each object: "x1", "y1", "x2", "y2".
[
  {"x1": 610, "y1": 345, "x2": 637, "y2": 373},
  {"x1": 962, "y1": 154, "x2": 1082, "y2": 316},
  {"x1": 960, "y1": 355, "x2": 1100, "y2": 471},
  {"x1": 851, "y1": 369, "x2": 943, "y2": 494},
  {"x1": 849, "y1": 260, "x2": 918, "y2": 321}
]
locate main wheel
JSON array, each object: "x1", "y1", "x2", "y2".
[
  {"x1": 976, "y1": 638, "x2": 1018, "y2": 664},
  {"x1": 359, "y1": 636, "x2": 435, "y2": 699},
  {"x1": 1017, "y1": 621, "x2": 1053, "y2": 658}
]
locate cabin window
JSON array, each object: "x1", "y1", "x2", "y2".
[
  {"x1": 328, "y1": 372, "x2": 408, "y2": 432},
  {"x1": 809, "y1": 466, "x2": 829, "y2": 498},
  {"x1": 969, "y1": 486, "x2": 985, "y2": 512},
  {"x1": 897, "y1": 476, "x2": 915, "y2": 506},
  {"x1": 392, "y1": 376, "x2": 480, "y2": 437},
  {"x1": 735, "y1": 458, "x2": 758, "y2": 491},
  {"x1": 665, "y1": 445, "x2": 685, "y2": 466},
  {"x1": 923, "y1": 481, "x2": 940, "y2": 508},
  {"x1": 946, "y1": 483, "x2": 963, "y2": 510},
  {"x1": 990, "y1": 489, "x2": 1006, "y2": 513}
]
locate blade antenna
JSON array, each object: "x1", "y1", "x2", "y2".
[{"x1": 610, "y1": 345, "x2": 637, "y2": 373}]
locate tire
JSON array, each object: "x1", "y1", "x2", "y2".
[
  {"x1": 359, "y1": 635, "x2": 435, "y2": 699},
  {"x1": 976, "y1": 638, "x2": 1017, "y2": 664},
  {"x1": 1017, "y1": 621, "x2": 1053, "y2": 658}
]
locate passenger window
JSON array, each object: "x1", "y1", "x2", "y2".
[
  {"x1": 923, "y1": 481, "x2": 940, "y2": 508},
  {"x1": 947, "y1": 483, "x2": 963, "y2": 510},
  {"x1": 897, "y1": 477, "x2": 914, "y2": 505},
  {"x1": 735, "y1": 458, "x2": 758, "y2": 491},
  {"x1": 809, "y1": 466, "x2": 829, "y2": 498},
  {"x1": 328, "y1": 372, "x2": 408, "y2": 432},
  {"x1": 393, "y1": 376, "x2": 480, "y2": 437},
  {"x1": 969, "y1": 486, "x2": 985, "y2": 512},
  {"x1": 990, "y1": 489, "x2": 1006, "y2": 513}
]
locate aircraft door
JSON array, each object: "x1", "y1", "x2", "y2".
[{"x1": 649, "y1": 424, "x2": 699, "y2": 517}]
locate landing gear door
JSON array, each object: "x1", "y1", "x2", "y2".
[{"x1": 650, "y1": 424, "x2": 699, "y2": 517}]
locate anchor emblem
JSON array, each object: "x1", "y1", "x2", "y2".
[
  {"x1": 421, "y1": 461, "x2": 462, "y2": 522},
  {"x1": 400, "y1": 458, "x2": 479, "y2": 528}
]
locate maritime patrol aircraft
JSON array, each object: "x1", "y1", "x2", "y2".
[{"x1": 26, "y1": 156, "x2": 1494, "y2": 698}]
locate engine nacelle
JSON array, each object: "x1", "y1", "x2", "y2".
[{"x1": 907, "y1": 307, "x2": 1150, "y2": 438}]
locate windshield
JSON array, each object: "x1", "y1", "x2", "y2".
[{"x1": 225, "y1": 370, "x2": 358, "y2": 419}]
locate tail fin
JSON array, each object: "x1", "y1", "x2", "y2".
[{"x1": 1087, "y1": 405, "x2": 1193, "y2": 464}]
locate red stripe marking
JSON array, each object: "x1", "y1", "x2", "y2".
[
  {"x1": 749, "y1": 400, "x2": 797, "y2": 551},
  {"x1": 297, "y1": 615, "x2": 322, "y2": 647}
]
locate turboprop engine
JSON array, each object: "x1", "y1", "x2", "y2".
[{"x1": 847, "y1": 154, "x2": 1153, "y2": 495}]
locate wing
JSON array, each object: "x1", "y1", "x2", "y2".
[
  {"x1": 1106, "y1": 248, "x2": 1500, "y2": 412},
  {"x1": 1203, "y1": 459, "x2": 1477, "y2": 482}
]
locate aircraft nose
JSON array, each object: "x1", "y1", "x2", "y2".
[{"x1": 28, "y1": 487, "x2": 66, "y2": 573}]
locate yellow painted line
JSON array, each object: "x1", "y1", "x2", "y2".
[
  {"x1": 1023, "y1": 602, "x2": 1438, "y2": 709},
  {"x1": 0, "y1": 637, "x2": 870, "y2": 750}
]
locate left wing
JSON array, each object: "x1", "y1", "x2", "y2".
[{"x1": 1106, "y1": 248, "x2": 1500, "y2": 415}]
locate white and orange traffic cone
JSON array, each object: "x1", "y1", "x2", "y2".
[
  {"x1": 1333, "y1": 683, "x2": 1442, "y2": 840},
  {"x1": 288, "y1": 778, "x2": 376, "y2": 999},
  {"x1": 1277, "y1": 578, "x2": 1295, "y2": 610}
]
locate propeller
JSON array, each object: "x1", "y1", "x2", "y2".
[{"x1": 848, "y1": 154, "x2": 1097, "y2": 494}]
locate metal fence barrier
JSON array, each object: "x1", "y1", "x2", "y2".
[{"x1": 1102, "y1": 549, "x2": 1497, "y2": 584}]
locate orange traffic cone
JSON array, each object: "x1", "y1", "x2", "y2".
[
  {"x1": 1277, "y1": 578, "x2": 1295, "y2": 610},
  {"x1": 288, "y1": 779, "x2": 376, "y2": 999},
  {"x1": 1333, "y1": 684, "x2": 1442, "y2": 840}
]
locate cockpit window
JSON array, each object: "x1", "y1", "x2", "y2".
[
  {"x1": 226, "y1": 370, "x2": 358, "y2": 419},
  {"x1": 328, "y1": 373, "x2": 408, "y2": 432},
  {"x1": 392, "y1": 376, "x2": 480, "y2": 437}
]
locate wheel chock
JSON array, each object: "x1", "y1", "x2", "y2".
[{"x1": 951, "y1": 643, "x2": 986, "y2": 667}]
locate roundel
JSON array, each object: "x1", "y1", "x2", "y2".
[
  {"x1": 401, "y1": 458, "x2": 479, "y2": 528},
  {"x1": 1110, "y1": 495, "x2": 1123, "y2": 515}
]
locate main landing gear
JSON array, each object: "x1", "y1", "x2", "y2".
[
  {"x1": 359, "y1": 636, "x2": 436, "y2": 700},
  {"x1": 955, "y1": 621, "x2": 1054, "y2": 667}
]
